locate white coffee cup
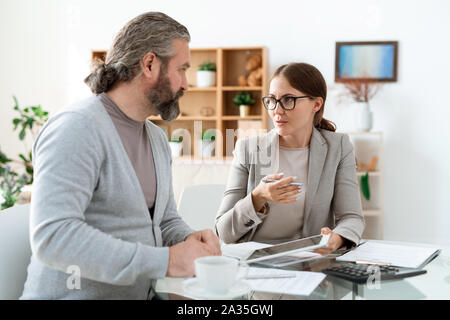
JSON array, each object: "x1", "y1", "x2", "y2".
[{"x1": 194, "y1": 256, "x2": 241, "y2": 295}]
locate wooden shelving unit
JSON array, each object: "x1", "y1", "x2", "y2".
[
  {"x1": 91, "y1": 46, "x2": 268, "y2": 159},
  {"x1": 347, "y1": 131, "x2": 384, "y2": 239}
]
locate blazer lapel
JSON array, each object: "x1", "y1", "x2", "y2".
[
  {"x1": 303, "y1": 128, "x2": 327, "y2": 229},
  {"x1": 254, "y1": 129, "x2": 279, "y2": 181}
]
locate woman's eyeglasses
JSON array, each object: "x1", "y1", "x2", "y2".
[{"x1": 262, "y1": 96, "x2": 312, "y2": 110}]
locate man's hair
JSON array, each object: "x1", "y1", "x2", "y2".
[{"x1": 84, "y1": 12, "x2": 190, "y2": 94}]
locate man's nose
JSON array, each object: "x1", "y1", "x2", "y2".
[{"x1": 181, "y1": 74, "x2": 188, "y2": 91}]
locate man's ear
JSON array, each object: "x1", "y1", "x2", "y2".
[{"x1": 141, "y1": 51, "x2": 160, "y2": 80}]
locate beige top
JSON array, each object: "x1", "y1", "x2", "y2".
[
  {"x1": 100, "y1": 93, "x2": 156, "y2": 210},
  {"x1": 252, "y1": 145, "x2": 309, "y2": 242}
]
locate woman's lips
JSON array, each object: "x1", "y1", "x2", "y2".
[{"x1": 275, "y1": 120, "x2": 288, "y2": 127}]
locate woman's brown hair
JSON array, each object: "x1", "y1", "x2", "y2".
[{"x1": 271, "y1": 63, "x2": 336, "y2": 132}]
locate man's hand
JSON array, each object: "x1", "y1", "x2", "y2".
[
  {"x1": 185, "y1": 230, "x2": 221, "y2": 255},
  {"x1": 166, "y1": 230, "x2": 221, "y2": 278}
]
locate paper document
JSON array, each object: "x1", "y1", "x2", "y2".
[
  {"x1": 336, "y1": 241, "x2": 441, "y2": 268},
  {"x1": 222, "y1": 241, "x2": 272, "y2": 260},
  {"x1": 239, "y1": 267, "x2": 326, "y2": 296}
]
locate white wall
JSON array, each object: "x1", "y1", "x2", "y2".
[{"x1": 1, "y1": 0, "x2": 449, "y2": 245}]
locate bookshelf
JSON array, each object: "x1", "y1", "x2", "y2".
[
  {"x1": 91, "y1": 46, "x2": 269, "y2": 159},
  {"x1": 347, "y1": 131, "x2": 384, "y2": 239}
]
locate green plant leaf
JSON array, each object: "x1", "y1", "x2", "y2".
[
  {"x1": 18, "y1": 153, "x2": 28, "y2": 163},
  {"x1": 169, "y1": 136, "x2": 183, "y2": 143},
  {"x1": 12, "y1": 118, "x2": 21, "y2": 129},
  {"x1": 360, "y1": 173, "x2": 370, "y2": 201},
  {"x1": 233, "y1": 91, "x2": 255, "y2": 106},
  {"x1": 19, "y1": 128, "x2": 26, "y2": 140},
  {"x1": 12, "y1": 95, "x2": 19, "y2": 111},
  {"x1": 198, "y1": 62, "x2": 216, "y2": 71},
  {"x1": 0, "y1": 149, "x2": 11, "y2": 163},
  {"x1": 202, "y1": 130, "x2": 216, "y2": 141},
  {"x1": 26, "y1": 166, "x2": 34, "y2": 176},
  {"x1": 26, "y1": 117, "x2": 35, "y2": 130}
]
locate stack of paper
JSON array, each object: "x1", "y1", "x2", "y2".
[{"x1": 336, "y1": 241, "x2": 441, "y2": 268}]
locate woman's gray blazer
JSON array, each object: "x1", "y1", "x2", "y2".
[{"x1": 215, "y1": 127, "x2": 365, "y2": 245}]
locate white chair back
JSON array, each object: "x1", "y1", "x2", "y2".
[
  {"x1": 0, "y1": 204, "x2": 31, "y2": 299},
  {"x1": 177, "y1": 184, "x2": 226, "y2": 231}
]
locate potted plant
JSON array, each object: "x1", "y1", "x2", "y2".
[
  {"x1": 340, "y1": 79, "x2": 382, "y2": 132},
  {"x1": 199, "y1": 130, "x2": 216, "y2": 158},
  {"x1": 0, "y1": 96, "x2": 49, "y2": 210},
  {"x1": 197, "y1": 62, "x2": 216, "y2": 88},
  {"x1": 233, "y1": 91, "x2": 255, "y2": 117},
  {"x1": 168, "y1": 136, "x2": 183, "y2": 158}
]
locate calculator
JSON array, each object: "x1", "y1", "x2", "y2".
[{"x1": 323, "y1": 262, "x2": 427, "y2": 284}]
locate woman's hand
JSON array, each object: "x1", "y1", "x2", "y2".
[
  {"x1": 251, "y1": 173, "x2": 303, "y2": 212},
  {"x1": 314, "y1": 227, "x2": 345, "y2": 255}
]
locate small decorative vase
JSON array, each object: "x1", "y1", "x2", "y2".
[
  {"x1": 196, "y1": 71, "x2": 216, "y2": 88},
  {"x1": 16, "y1": 184, "x2": 32, "y2": 204},
  {"x1": 239, "y1": 105, "x2": 250, "y2": 117},
  {"x1": 199, "y1": 140, "x2": 215, "y2": 157},
  {"x1": 356, "y1": 102, "x2": 373, "y2": 132},
  {"x1": 168, "y1": 142, "x2": 183, "y2": 157}
]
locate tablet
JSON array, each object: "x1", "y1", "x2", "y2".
[{"x1": 245, "y1": 234, "x2": 330, "y2": 264}]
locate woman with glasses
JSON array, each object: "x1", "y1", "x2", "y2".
[{"x1": 215, "y1": 63, "x2": 365, "y2": 254}]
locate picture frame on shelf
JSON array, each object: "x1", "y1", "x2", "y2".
[{"x1": 335, "y1": 41, "x2": 398, "y2": 82}]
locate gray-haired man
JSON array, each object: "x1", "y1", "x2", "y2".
[{"x1": 21, "y1": 12, "x2": 220, "y2": 300}]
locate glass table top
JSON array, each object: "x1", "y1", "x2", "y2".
[{"x1": 155, "y1": 240, "x2": 450, "y2": 300}]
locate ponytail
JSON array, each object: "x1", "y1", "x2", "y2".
[
  {"x1": 313, "y1": 104, "x2": 336, "y2": 132},
  {"x1": 84, "y1": 59, "x2": 119, "y2": 94},
  {"x1": 315, "y1": 118, "x2": 336, "y2": 132}
]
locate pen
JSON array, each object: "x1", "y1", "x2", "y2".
[
  {"x1": 355, "y1": 260, "x2": 392, "y2": 266},
  {"x1": 262, "y1": 178, "x2": 303, "y2": 186},
  {"x1": 244, "y1": 273, "x2": 296, "y2": 279}
]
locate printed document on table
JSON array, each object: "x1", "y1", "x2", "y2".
[
  {"x1": 239, "y1": 267, "x2": 326, "y2": 296},
  {"x1": 336, "y1": 241, "x2": 441, "y2": 268},
  {"x1": 222, "y1": 241, "x2": 271, "y2": 260}
]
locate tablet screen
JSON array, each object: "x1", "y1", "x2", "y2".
[{"x1": 246, "y1": 235, "x2": 323, "y2": 262}]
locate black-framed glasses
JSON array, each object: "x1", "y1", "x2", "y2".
[{"x1": 262, "y1": 95, "x2": 312, "y2": 110}]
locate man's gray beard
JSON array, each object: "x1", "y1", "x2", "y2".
[{"x1": 148, "y1": 73, "x2": 183, "y2": 121}]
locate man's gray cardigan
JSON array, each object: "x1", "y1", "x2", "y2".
[{"x1": 21, "y1": 96, "x2": 194, "y2": 299}]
